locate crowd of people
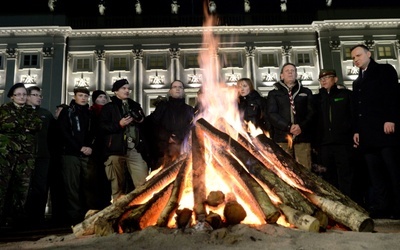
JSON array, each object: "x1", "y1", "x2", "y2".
[{"x1": 0, "y1": 44, "x2": 399, "y2": 230}]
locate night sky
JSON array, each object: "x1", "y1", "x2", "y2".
[{"x1": 3, "y1": 0, "x2": 399, "y2": 17}]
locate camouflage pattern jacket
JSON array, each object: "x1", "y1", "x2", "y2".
[{"x1": 0, "y1": 102, "x2": 42, "y2": 162}]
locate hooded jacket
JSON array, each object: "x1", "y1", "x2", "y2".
[{"x1": 266, "y1": 80, "x2": 314, "y2": 143}]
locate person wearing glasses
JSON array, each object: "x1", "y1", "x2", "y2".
[
  {"x1": 313, "y1": 69, "x2": 354, "y2": 198},
  {"x1": 23, "y1": 86, "x2": 55, "y2": 227},
  {"x1": 146, "y1": 80, "x2": 194, "y2": 169},
  {"x1": 0, "y1": 83, "x2": 42, "y2": 228}
]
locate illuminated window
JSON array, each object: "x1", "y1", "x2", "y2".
[
  {"x1": 76, "y1": 58, "x2": 91, "y2": 71},
  {"x1": 343, "y1": 47, "x2": 352, "y2": 61},
  {"x1": 184, "y1": 54, "x2": 199, "y2": 69},
  {"x1": 147, "y1": 54, "x2": 167, "y2": 70},
  {"x1": 111, "y1": 56, "x2": 129, "y2": 71},
  {"x1": 259, "y1": 53, "x2": 278, "y2": 67},
  {"x1": 296, "y1": 52, "x2": 311, "y2": 65},
  {"x1": 377, "y1": 45, "x2": 395, "y2": 60}
]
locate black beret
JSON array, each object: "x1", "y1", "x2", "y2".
[
  {"x1": 7, "y1": 82, "x2": 26, "y2": 98},
  {"x1": 112, "y1": 79, "x2": 129, "y2": 92}
]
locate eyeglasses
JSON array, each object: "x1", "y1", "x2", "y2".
[
  {"x1": 13, "y1": 93, "x2": 27, "y2": 97},
  {"x1": 318, "y1": 75, "x2": 335, "y2": 81},
  {"x1": 29, "y1": 93, "x2": 43, "y2": 98}
]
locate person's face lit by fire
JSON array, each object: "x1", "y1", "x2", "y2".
[{"x1": 169, "y1": 81, "x2": 184, "y2": 99}]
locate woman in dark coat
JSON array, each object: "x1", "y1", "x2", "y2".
[{"x1": 237, "y1": 78, "x2": 270, "y2": 133}]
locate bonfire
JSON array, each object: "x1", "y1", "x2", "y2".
[{"x1": 72, "y1": 2, "x2": 373, "y2": 237}]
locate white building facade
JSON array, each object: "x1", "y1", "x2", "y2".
[{"x1": 0, "y1": 19, "x2": 399, "y2": 114}]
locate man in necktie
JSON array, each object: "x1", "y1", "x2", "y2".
[{"x1": 266, "y1": 62, "x2": 315, "y2": 170}]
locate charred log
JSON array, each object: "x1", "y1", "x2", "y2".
[
  {"x1": 196, "y1": 118, "x2": 315, "y2": 215},
  {"x1": 120, "y1": 182, "x2": 174, "y2": 233},
  {"x1": 306, "y1": 193, "x2": 374, "y2": 232},
  {"x1": 192, "y1": 126, "x2": 207, "y2": 221},
  {"x1": 279, "y1": 204, "x2": 320, "y2": 232},
  {"x1": 156, "y1": 157, "x2": 191, "y2": 227},
  {"x1": 73, "y1": 154, "x2": 187, "y2": 237},
  {"x1": 212, "y1": 149, "x2": 280, "y2": 223}
]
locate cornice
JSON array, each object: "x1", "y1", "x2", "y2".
[
  {"x1": 0, "y1": 19, "x2": 399, "y2": 38},
  {"x1": 0, "y1": 26, "x2": 72, "y2": 37},
  {"x1": 313, "y1": 19, "x2": 400, "y2": 31},
  {"x1": 69, "y1": 25, "x2": 315, "y2": 38}
]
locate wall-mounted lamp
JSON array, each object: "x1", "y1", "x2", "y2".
[
  {"x1": 300, "y1": 68, "x2": 313, "y2": 85},
  {"x1": 22, "y1": 69, "x2": 37, "y2": 86},
  {"x1": 188, "y1": 69, "x2": 202, "y2": 87},
  {"x1": 149, "y1": 71, "x2": 165, "y2": 88},
  {"x1": 226, "y1": 69, "x2": 241, "y2": 86},
  {"x1": 262, "y1": 68, "x2": 278, "y2": 86},
  {"x1": 75, "y1": 73, "x2": 90, "y2": 88},
  {"x1": 347, "y1": 64, "x2": 359, "y2": 80}
]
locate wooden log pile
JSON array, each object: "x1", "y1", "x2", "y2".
[{"x1": 72, "y1": 118, "x2": 373, "y2": 237}]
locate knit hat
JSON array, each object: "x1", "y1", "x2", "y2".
[
  {"x1": 92, "y1": 90, "x2": 107, "y2": 103},
  {"x1": 318, "y1": 69, "x2": 337, "y2": 80},
  {"x1": 73, "y1": 87, "x2": 90, "y2": 95},
  {"x1": 7, "y1": 82, "x2": 26, "y2": 98},
  {"x1": 112, "y1": 79, "x2": 129, "y2": 92}
]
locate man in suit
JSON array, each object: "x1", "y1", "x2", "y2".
[{"x1": 351, "y1": 44, "x2": 400, "y2": 219}]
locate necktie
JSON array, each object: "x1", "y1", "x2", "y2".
[{"x1": 288, "y1": 88, "x2": 296, "y2": 115}]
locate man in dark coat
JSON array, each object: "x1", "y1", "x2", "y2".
[
  {"x1": 58, "y1": 87, "x2": 94, "y2": 225},
  {"x1": 100, "y1": 79, "x2": 148, "y2": 203},
  {"x1": 266, "y1": 63, "x2": 314, "y2": 170},
  {"x1": 351, "y1": 44, "x2": 400, "y2": 219},
  {"x1": 147, "y1": 80, "x2": 194, "y2": 169},
  {"x1": 313, "y1": 69, "x2": 354, "y2": 197}
]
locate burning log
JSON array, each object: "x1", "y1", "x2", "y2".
[
  {"x1": 197, "y1": 118, "x2": 315, "y2": 215},
  {"x1": 156, "y1": 157, "x2": 191, "y2": 227},
  {"x1": 212, "y1": 149, "x2": 280, "y2": 224},
  {"x1": 224, "y1": 200, "x2": 247, "y2": 225},
  {"x1": 279, "y1": 204, "x2": 320, "y2": 232},
  {"x1": 73, "y1": 154, "x2": 188, "y2": 237},
  {"x1": 251, "y1": 134, "x2": 367, "y2": 213},
  {"x1": 120, "y1": 182, "x2": 175, "y2": 233},
  {"x1": 306, "y1": 193, "x2": 374, "y2": 232},
  {"x1": 195, "y1": 118, "x2": 373, "y2": 232},
  {"x1": 192, "y1": 126, "x2": 207, "y2": 221}
]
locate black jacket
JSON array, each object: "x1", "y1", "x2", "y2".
[
  {"x1": 149, "y1": 96, "x2": 194, "y2": 143},
  {"x1": 313, "y1": 85, "x2": 353, "y2": 146},
  {"x1": 238, "y1": 90, "x2": 270, "y2": 132},
  {"x1": 352, "y1": 58, "x2": 400, "y2": 148},
  {"x1": 266, "y1": 80, "x2": 314, "y2": 143},
  {"x1": 58, "y1": 100, "x2": 93, "y2": 157},
  {"x1": 100, "y1": 96, "x2": 148, "y2": 157}
]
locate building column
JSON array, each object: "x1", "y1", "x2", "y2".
[
  {"x1": 95, "y1": 49, "x2": 106, "y2": 91},
  {"x1": 133, "y1": 49, "x2": 143, "y2": 102},
  {"x1": 245, "y1": 45, "x2": 256, "y2": 83},
  {"x1": 4, "y1": 47, "x2": 17, "y2": 103},
  {"x1": 281, "y1": 45, "x2": 292, "y2": 64},
  {"x1": 41, "y1": 47, "x2": 54, "y2": 110},
  {"x1": 169, "y1": 48, "x2": 180, "y2": 82}
]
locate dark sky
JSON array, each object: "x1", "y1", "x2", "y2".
[{"x1": 4, "y1": 0, "x2": 399, "y2": 16}]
